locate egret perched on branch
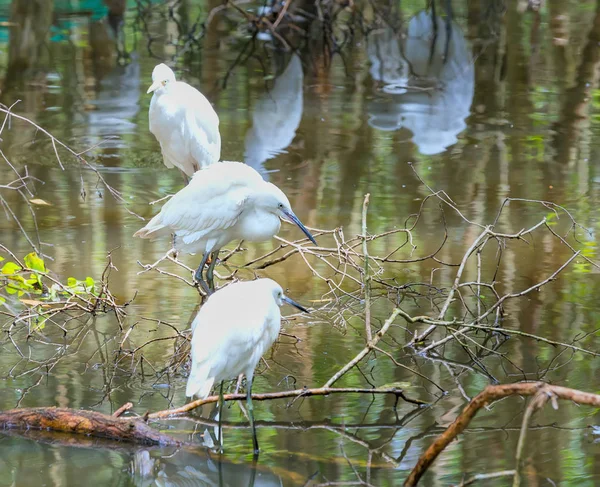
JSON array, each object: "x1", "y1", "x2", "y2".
[
  {"x1": 133, "y1": 161, "x2": 317, "y2": 292},
  {"x1": 147, "y1": 63, "x2": 221, "y2": 181},
  {"x1": 186, "y1": 278, "x2": 309, "y2": 454}
]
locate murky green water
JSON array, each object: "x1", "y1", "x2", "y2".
[{"x1": 1, "y1": 0, "x2": 600, "y2": 485}]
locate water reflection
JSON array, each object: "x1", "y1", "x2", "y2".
[
  {"x1": 367, "y1": 10, "x2": 474, "y2": 155},
  {"x1": 244, "y1": 54, "x2": 304, "y2": 179},
  {"x1": 4, "y1": 0, "x2": 54, "y2": 89},
  {"x1": 131, "y1": 448, "x2": 282, "y2": 487},
  {"x1": 87, "y1": 55, "x2": 140, "y2": 151}
]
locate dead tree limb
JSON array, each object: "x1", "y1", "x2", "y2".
[
  {"x1": 404, "y1": 382, "x2": 600, "y2": 486},
  {"x1": 149, "y1": 385, "x2": 424, "y2": 419}
]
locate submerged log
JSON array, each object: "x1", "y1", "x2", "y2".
[{"x1": 0, "y1": 407, "x2": 181, "y2": 446}]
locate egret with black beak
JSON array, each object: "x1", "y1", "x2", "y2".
[
  {"x1": 133, "y1": 161, "x2": 317, "y2": 292},
  {"x1": 186, "y1": 278, "x2": 309, "y2": 454}
]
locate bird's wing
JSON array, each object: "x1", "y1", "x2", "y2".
[
  {"x1": 174, "y1": 82, "x2": 221, "y2": 166},
  {"x1": 186, "y1": 297, "x2": 270, "y2": 398},
  {"x1": 134, "y1": 163, "x2": 260, "y2": 241}
]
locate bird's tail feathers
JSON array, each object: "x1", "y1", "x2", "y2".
[
  {"x1": 133, "y1": 214, "x2": 171, "y2": 240},
  {"x1": 185, "y1": 362, "x2": 215, "y2": 398}
]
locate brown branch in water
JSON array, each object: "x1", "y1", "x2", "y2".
[
  {"x1": 404, "y1": 382, "x2": 600, "y2": 486},
  {"x1": 148, "y1": 385, "x2": 425, "y2": 419},
  {"x1": 0, "y1": 407, "x2": 180, "y2": 446},
  {"x1": 112, "y1": 402, "x2": 133, "y2": 418}
]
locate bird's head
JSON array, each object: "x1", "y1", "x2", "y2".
[
  {"x1": 258, "y1": 184, "x2": 317, "y2": 245},
  {"x1": 147, "y1": 63, "x2": 176, "y2": 94},
  {"x1": 262, "y1": 279, "x2": 309, "y2": 312}
]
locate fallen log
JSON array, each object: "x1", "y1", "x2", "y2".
[{"x1": 0, "y1": 407, "x2": 181, "y2": 446}]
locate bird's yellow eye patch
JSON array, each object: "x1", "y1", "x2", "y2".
[{"x1": 162, "y1": 80, "x2": 167, "y2": 86}]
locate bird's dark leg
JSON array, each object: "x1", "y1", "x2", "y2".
[
  {"x1": 246, "y1": 374, "x2": 259, "y2": 456},
  {"x1": 206, "y1": 250, "x2": 220, "y2": 292},
  {"x1": 218, "y1": 380, "x2": 225, "y2": 453},
  {"x1": 194, "y1": 252, "x2": 211, "y2": 294}
]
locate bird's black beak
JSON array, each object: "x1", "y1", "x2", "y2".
[
  {"x1": 282, "y1": 295, "x2": 310, "y2": 313},
  {"x1": 281, "y1": 209, "x2": 317, "y2": 245}
]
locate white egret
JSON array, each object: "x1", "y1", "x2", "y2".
[
  {"x1": 147, "y1": 63, "x2": 221, "y2": 180},
  {"x1": 133, "y1": 161, "x2": 317, "y2": 292},
  {"x1": 185, "y1": 278, "x2": 308, "y2": 454}
]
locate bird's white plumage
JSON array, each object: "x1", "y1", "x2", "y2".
[
  {"x1": 148, "y1": 63, "x2": 221, "y2": 177},
  {"x1": 134, "y1": 161, "x2": 291, "y2": 255},
  {"x1": 186, "y1": 279, "x2": 285, "y2": 398}
]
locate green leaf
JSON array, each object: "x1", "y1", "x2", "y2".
[
  {"x1": 84, "y1": 277, "x2": 95, "y2": 288},
  {"x1": 24, "y1": 253, "x2": 45, "y2": 273},
  {"x1": 0, "y1": 296, "x2": 5, "y2": 304},
  {"x1": 35, "y1": 317, "x2": 47, "y2": 330},
  {"x1": 67, "y1": 277, "x2": 77, "y2": 287},
  {"x1": 8, "y1": 275, "x2": 31, "y2": 288},
  {"x1": 1, "y1": 262, "x2": 21, "y2": 275}
]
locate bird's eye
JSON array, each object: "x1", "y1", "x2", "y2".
[{"x1": 278, "y1": 203, "x2": 284, "y2": 209}]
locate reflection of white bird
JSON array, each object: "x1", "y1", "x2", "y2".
[
  {"x1": 147, "y1": 63, "x2": 221, "y2": 180},
  {"x1": 367, "y1": 11, "x2": 474, "y2": 155},
  {"x1": 133, "y1": 161, "x2": 316, "y2": 292},
  {"x1": 87, "y1": 55, "x2": 140, "y2": 147},
  {"x1": 131, "y1": 448, "x2": 284, "y2": 487},
  {"x1": 368, "y1": 27, "x2": 408, "y2": 95},
  {"x1": 245, "y1": 54, "x2": 303, "y2": 178},
  {"x1": 186, "y1": 278, "x2": 308, "y2": 454}
]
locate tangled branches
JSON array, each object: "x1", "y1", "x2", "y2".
[
  {"x1": 135, "y1": 159, "x2": 598, "y2": 398},
  {"x1": 1, "y1": 104, "x2": 599, "y2": 484},
  {"x1": 135, "y1": 0, "x2": 379, "y2": 83}
]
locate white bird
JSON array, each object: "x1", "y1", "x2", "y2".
[
  {"x1": 147, "y1": 63, "x2": 221, "y2": 181},
  {"x1": 186, "y1": 278, "x2": 308, "y2": 454},
  {"x1": 133, "y1": 161, "x2": 316, "y2": 292}
]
